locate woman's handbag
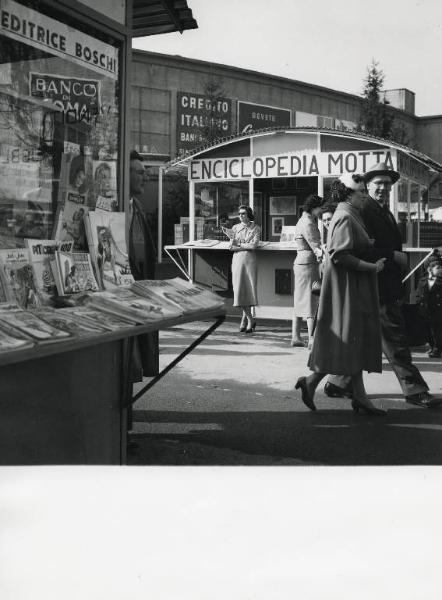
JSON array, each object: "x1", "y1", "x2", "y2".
[{"x1": 400, "y1": 302, "x2": 430, "y2": 347}]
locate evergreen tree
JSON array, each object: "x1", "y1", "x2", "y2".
[
  {"x1": 200, "y1": 77, "x2": 229, "y2": 145},
  {"x1": 357, "y1": 60, "x2": 395, "y2": 140}
]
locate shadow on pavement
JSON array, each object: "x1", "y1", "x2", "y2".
[{"x1": 129, "y1": 405, "x2": 442, "y2": 466}]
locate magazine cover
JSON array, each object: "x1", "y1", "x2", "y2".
[
  {"x1": 84, "y1": 211, "x2": 134, "y2": 289},
  {"x1": 92, "y1": 160, "x2": 118, "y2": 211},
  {"x1": 0, "y1": 304, "x2": 71, "y2": 343},
  {"x1": 66, "y1": 306, "x2": 138, "y2": 332},
  {"x1": 52, "y1": 251, "x2": 99, "y2": 295},
  {"x1": 132, "y1": 278, "x2": 225, "y2": 314},
  {"x1": 33, "y1": 308, "x2": 110, "y2": 338},
  {"x1": 58, "y1": 152, "x2": 93, "y2": 208},
  {"x1": 25, "y1": 239, "x2": 74, "y2": 301},
  {"x1": 0, "y1": 248, "x2": 41, "y2": 309},
  {"x1": 85, "y1": 288, "x2": 183, "y2": 323},
  {"x1": 52, "y1": 198, "x2": 89, "y2": 250},
  {"x1": 0, "y1": 320, "x2": 34, "y2": 352}
]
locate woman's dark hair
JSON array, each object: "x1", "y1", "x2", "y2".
[
  {"x1": 239, "y1": 204, "x2": 254, "y2": 221},
  {"x1": 330, "y1": 180, "x2": 353, "y2": 204},
  {"x1": 301, "y1": 194, "x2": 323, "y2": 214},
  {"x1": 320, "y1": 202, "x2": 337, "y2": 216}
]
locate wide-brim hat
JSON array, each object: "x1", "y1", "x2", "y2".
[{"x1": 364, "y1": 161, "x2": 400, "y2": 184}]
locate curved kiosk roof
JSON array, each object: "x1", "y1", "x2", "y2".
[{"x1": 168, "y1": 127, "x2": 442, "y2": 185}]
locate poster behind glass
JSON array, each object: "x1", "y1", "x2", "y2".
[{"x1": 0, "y1": 0, "x2": 120, "y2": 249}]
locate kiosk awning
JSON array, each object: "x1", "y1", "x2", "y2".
[{"x1": 132, "y1": 0, "x2": 198, "y2": 36}]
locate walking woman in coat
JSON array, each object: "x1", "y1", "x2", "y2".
[
  {"x1": 229, "y1": 205, "x2": 261, "y2": 333},
  {"x1": 295, "y1": 174, "x2": 387, "y2": 415},
  {"x1": 292, "y1": 194, "x2": 323, "y2": 348}
]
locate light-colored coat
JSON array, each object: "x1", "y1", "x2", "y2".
[
  {"x1": 308, "y1": 202, "x2": 382, "y2": 375},
  {"x1": 231, "y1": 222, "x2": 261, "y2": 306},
  {"x1": 293, "y1": 212, "x2": 321, "y2": 318}
]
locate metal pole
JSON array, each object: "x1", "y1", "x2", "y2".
[{"x1": 158, "y1": 165, "x2": 163, "y2": 264}]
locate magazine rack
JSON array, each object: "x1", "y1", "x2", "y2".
[{"x1": 0, "y1": 309, "x2": 225, "y2": 465}]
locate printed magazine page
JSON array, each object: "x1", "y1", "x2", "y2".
[
  {"x1": 58, "y1": 152, "x2": 93, "y2": 210},
  {"x1": 84, "y1": 210, "x2": 134, "y2": 289},
  {"x1": 53, "y1": 251, "x2": 99, "y2": 295},
  {"x1": 92, "y1": 160, "x2": 118, "y2": 211},
  {"x1": 0, "y1": 319, "x2": 34, "y2": 352},
  {"x1": 26, "y1": 239, "x2": 74, "y2": 301},
  {"x1": 132, "y1": 278, "x2": 226, "y2": 314},
  {"x1": 66, "y1": 305, "x2": 138, "y2": 331},
  {"x1": 0, "y1": 304, "x2": 71, "y2": 343},
  {"x1": 0, "y1": 248, "x2": 41, "y2": 309},
  {"x1": 33, "y1": 308, "x2": 109, "y2": 338},
  {"x1": 53, "y1": 197, "x2": 89, "y2": 251},
  {"x1": 85, "y1": 288, "x2": 183, "y2": 323}
]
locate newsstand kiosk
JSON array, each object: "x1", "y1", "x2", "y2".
[
  {"x1": 0, "y1": 0, "x2": 213, "y2": 466},
  {"x1": 163, "y1": 127, "x2": 442, "y2": 319}
]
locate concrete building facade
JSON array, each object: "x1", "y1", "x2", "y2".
[{"x1": 130, "y1": 49, "x2": 442, "y2": 251}]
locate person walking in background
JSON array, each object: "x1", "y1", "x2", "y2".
[
  {"x1": 415, "y1": 256, "x2": 442, "y2": 358},
  {"x1": 228, "y1": 204, "x2": 261, "y2": 333},
  {"x1": 291, "y1": 194, "x2": 323, "y2": 348},
  {"x1": 295, "y1": 176, "x2": 387, "y2": 415},
  {"x1": 325, "y1": 162, "x2": 441, "y2": 408},
  {"x1": 316, "y1": 201, "x2": 337, "y2": 279},
  {"x1": 319, "y1": 202, "x2": 336, "y2": 244}
]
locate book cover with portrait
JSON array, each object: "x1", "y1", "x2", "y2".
[{"x1": 92, "y1": 160, "x2": 118, "y2": 211}]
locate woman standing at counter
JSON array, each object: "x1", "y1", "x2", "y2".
[
  {"x1": 228, "y1": 205, "x2": 261, "y2": 333},
  {"x1": 292, "y1": 195, "x2": 323, "y2": 348}
]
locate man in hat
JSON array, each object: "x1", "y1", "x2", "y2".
[{"x1": 325, "y1": 161, "x2": 440, "y2": 408}]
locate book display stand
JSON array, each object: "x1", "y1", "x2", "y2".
[{"x1": 0, "y1": 309, "x2": 225, "y2": 465}]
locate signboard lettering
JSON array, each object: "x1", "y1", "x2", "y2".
[
  {"x1": 190, "y1": 149, "x2": 397, "y2": 181},
  {"x1": 0, "y1": 0, "x2": 118, "y2": 79},
  {"x1": 238, "y1": 101, "x2": 291, "y2": 133},
  {"x1": 30, "y1": 73, "x2": 101, "y2": 123},
  {"x1": 176, "y1": 91, "x2": 232, "y2": 156}
]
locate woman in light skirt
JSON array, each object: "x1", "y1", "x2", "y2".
[{"x1": 229, "y1": 205, "x2": 261, "y2": 333}]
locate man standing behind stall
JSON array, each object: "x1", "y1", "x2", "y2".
[
  {"x1": 127, "y1": 150, "x2": 158, "y2": 382},
  {"x1": 325, "y1": 161, "x2": 440, "y2": 408}
]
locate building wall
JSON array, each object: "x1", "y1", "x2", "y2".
[
  {"x1": 416, "y1": 116, "x2": 442, "y2": 201},
  {"x1": 131, "y1": 50, "x2": 427, "y2": 161},
  {"x1": 130, "y1": 50, "x2": 441, "y2": 213}
]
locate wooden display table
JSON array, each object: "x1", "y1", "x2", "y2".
[{"x1": 0, "y1": 309, "x2": 225, "y2": 465}]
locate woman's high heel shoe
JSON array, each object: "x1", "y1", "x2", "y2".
[
  {"x1": 245, "y1": 319, "x2": 256, "y2": 334},
  {"x1": 351, "y1": 398, "x2": 387, "y2": 416},
  {"x1": 239, "y1": 317, "x2": 247, "y2": 333},
  {"x1": 295, "y1": 376, "x2": 317, "y2": 411}
]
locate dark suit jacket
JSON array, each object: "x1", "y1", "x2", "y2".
[
  {"x1": 352, "y1": 193, "x2": 404, "y2": 303},
  {"x1": 128, "y1": 196, "x2": 159, "y2": 378},
  {"x1": 415, "y1": 277, "x2": 442, "y2": 323},
  {"x1": 128, "y1": 196, "x2": 156, "y2": 280}
]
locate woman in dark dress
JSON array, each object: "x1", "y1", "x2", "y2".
[{"x1": 295, "y1": 174, "x2": 387, "y2": 415}]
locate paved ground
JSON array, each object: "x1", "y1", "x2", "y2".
[{"x1": 129, "y1": 317, "x2": 442, "y2": 466}]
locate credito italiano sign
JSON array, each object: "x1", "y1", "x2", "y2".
[{"x1": 190, "y1": 149, "x2": 397, "y2": 181}]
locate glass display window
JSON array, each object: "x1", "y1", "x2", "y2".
[
  {"x1": 193, "y1": 181, "x2": 249, "y2": 241},
  {"x1": 0, "y1": 0, "x2": 121, "y2": 249}
]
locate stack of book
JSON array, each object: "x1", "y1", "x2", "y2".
[
  {"x1": 0, "y1": 303, "x2": 72, "y2": 346},
  {"x1": 84, "y1": 277, "x2": 225, "y2": 324}
]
